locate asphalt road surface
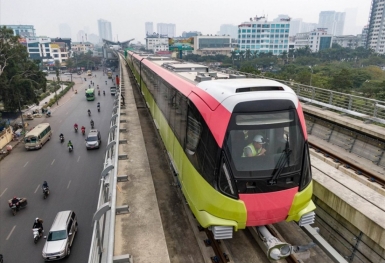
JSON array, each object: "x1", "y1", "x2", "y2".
[{"x1": 0, "y1": 70, "x2": 119, "y2": 262}]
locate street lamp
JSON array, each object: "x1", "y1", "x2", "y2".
[
  {"x1": 53, "y1": 77, "x2": 58, "y2": 105},
  {"x1": 308, "y1": 66, "x2": 313, "y2": 86}
]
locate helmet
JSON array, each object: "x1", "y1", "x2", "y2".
[
  {"x1": 35, "y1": 218, "x2": 39, "y2": 222},
  {"x1": 253, "y1": 135, "x2": 265, "y2": 144}
]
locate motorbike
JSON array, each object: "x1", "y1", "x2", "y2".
[
  {"x1": 8, "y1": 198, "x2": 28, "y2": 216},
  {"x1": 68, "y1": 145, "x2": 73, "y2": 152},
  {"x1": 81, "y1": 128, "x2": 85, "y2": 135},
  {"x1": 46, "y1": 112, "x2": 51, "y2": 118},
  {"x1": 74, "y1": 126, "x2": 78, "y2": 133},
  {"x1": 97, "y1": 106, "x2": 100, "y2": 112},
  {"x1": 43, "y1": 187, "x2": 50, "y2": 199},
  {"x1": 75, "y1": 90, "x2": 78, "y2": 94},
  {"x1": 33, "y1": 228, "x2": 43, "y2": 244},
  {"x1": 88, "y1": 111, "x2": 91, "y2": 116},
  {"x1": 91, "y1": 122, "x2": 94, "y2": 129},
  {"x1": 103, "y1": 91, "x2": 105, "y2": 96},
  {"x1": 60, "y1": 135, "x2": 64, "y2": 143}
]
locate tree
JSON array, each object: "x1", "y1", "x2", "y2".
[
  {"x1": 0, "y1": 26, "x2": 47, "y2": 111},
  {"x1": 65, "y1": 58, "x2": 74, "y2": 72}
]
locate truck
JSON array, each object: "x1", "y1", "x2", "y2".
[
  {"x1": 107, "y1": 70, "x2": 112, "y2": 79},
  {"x1": 110, "y1": 86, "x2": 116, "y2": 96}
]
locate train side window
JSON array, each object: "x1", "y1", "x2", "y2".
[{"x1": 185, "y1": 115, "x2": 201, "y2": 155}]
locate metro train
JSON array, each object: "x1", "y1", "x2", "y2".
[{"x1": 124, "y1": 52, "x2": 316, "y2": 239}]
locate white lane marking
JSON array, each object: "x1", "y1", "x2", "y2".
[
  {"x1": 34, "y1": 184, "x2": 40, "y2": 193},
  {"x1": 0, "y1": 188, "x2": 8, "y2": 197},
  {"x1": 6, "y1": 225, "x2": 16, "y2": 240},
  {"x1": 67, "y1": 180, "x2": 71, "y2": 189},
  {"x1": 77, "y1": 156, "x2": 81, "y2": 162},
  {"x1": 23, "y1": 161, "x2": 29, "y2": 167},
  {"x1": 51, "y1": 159, "x2": 55, "y2": 165}
]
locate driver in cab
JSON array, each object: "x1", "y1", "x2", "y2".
[{"x1": 242, "y1": 135, "x2": 266, "y2": 157}]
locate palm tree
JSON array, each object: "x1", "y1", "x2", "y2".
[
  {"x1": 245, "y1": 49, "x2": 251, "y2": 60},
  {"x1": 239, "y1": 51, "x2": 245, "y2": 61}
]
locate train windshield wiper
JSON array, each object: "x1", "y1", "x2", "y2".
[{"x1": 269, "y1": 136, "x2": 292, "y2": 185}]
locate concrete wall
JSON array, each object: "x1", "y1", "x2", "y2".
[{"x1": 0, "y1": 127, "x2": 13, "y2": 149}]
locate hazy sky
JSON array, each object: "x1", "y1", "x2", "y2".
[{"x1": 0, "y1": 0, "x2": 371, "y2": 42}]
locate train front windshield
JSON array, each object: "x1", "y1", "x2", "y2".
[{"x1": 224, "y1": 109, "x2": 305, "y2": 179}]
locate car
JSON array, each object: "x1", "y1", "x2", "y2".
[
  {"x1": 85, "y1": 129, "x2": 101, "y2": 149},
  {"x1": 42, "y1": 211, "x2": 78, "y2": 261}
]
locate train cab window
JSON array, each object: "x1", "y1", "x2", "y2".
[
  {"x1": 186, "y1": 116, "x2": 201, "y2": 155},
  {"x1": 224, "y1": 109, "x2": 305, "y2": 179}
]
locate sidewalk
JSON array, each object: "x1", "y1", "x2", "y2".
[{"x1": 0, "y1": 74, "x2": 87, "y2": 159}]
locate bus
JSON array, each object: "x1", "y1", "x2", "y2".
[
  {"x1": 24, "y1": 123, "x2": 52, "y2": 150},
  {"x1": 107, "y1": 70, "x2": 112, "y2": 79},
  {"x1": 86, "y1": 88, "x2": 95, "y2": 101},
  {"x1": 87, "y1": 70, "x2": 92, "y2": 76}
]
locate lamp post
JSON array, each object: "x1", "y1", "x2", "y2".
[
  {"x1": 309, "y1": 66, "x2": 313, "y2": 86},
  {"x1": 53, "y1": 77, "x2": 58, "y2": 105}
]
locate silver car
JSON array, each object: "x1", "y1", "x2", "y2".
[{"x1": 42, "y1": 210, "x2": 78, "y2": 261}]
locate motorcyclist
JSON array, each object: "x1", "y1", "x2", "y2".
[
  {"x1": 88, "y1": 109, "x2": 91, "y2": 116},
  {"x1": 42, "y1": 181, "x2": 49, "y2": 190},
  {"x1": 103, "y1": 90, "x2": 105, "y2": 96},
  {"x1": 97, "y1": 103, "x2": 100, "y2": 111},
  {"x1": 74, "y1": 123, "x2": 78, "y2": 131},
  {"x1": 11, "y1": 197, "x2": 21, "y2": 209},
  {"x1": 98, "y1": 90, "x2": 100, "y2": 96},
  {"x1": 105, "y1": 80, "x2": 107, "y2": 84},
  {"x1": 67, "y1": 140, "x2": 73, "y2": 150},
  {"x1": 97, "y1": 85, "x2": 99, "y2": 89},
  {"x1": 81, "y1": 126, "x2": 86, "y2": 135},
  {"x1": 32, "y1": 218, "x2": 44, "y2": 237},
  {"x1": 59, "y1": 133, "x2": 64, "y2": 141},
  {"x1": 90, "y1": 119, "x2": 94, "y2": 128}
]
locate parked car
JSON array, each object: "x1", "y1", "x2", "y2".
[{"x1": 42, "y1": 211, "x2": 78, "y2": 261}]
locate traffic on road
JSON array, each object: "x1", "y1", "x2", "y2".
[{"x1": 0, "y1": 68, "x2": 119, "y2": 262}]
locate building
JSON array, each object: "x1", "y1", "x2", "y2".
[
  {"x1": 290, "y1": 19, "x2": 303, "y2": 36},
  {"x1": 193, "y1": 35, "x2": 232, "y2": 56},
  {"x1": 318, "y1": 11, "x2": 345, "y2": 35},
  {"x1": 59, "y1": 24, "x2": 71, "y2": 38},
  {"x1": 25, "y1": 37, "x2": 51, "y2": 60},
  {"x1": 76, "y1": 30, "x2": 87, "y2": 42},
  {"x1": 71, "y1": 42, "x2": 94, "y2": 53},
  {"x1": 182, "y1": 31, "x2": 201, "y2": 38},
  {"x1": 366, "y1": 0, "x2": 385, "y2": 53},
  {"x1": 333, "y1": 35, "x2": 362, "y2": 49},
  {"x1": 49, "y1": 42, "x2": 69, "y2": 63},
  {"x1": 3, "y1": 25, "x2": 36, "y2": 37},
  {"x1": 145, "y1": 22, "x2": 154, "y2": 36},
  {"x1": 301, "y1": 22, "x2": 318, "y2": 33},
  {"x1": 145, "y1": 34, "x2": 169, "y2": 52},
  {"x1": 361, "y1": 25, "x2": 369, "y2": 48},
  {"x1": 98, "y1": 19, "x2": 112, "y2": 41},
  {"x1": 294, "y1": 28, "x2": 333, "y2": 52},
  {"x1": 51, "y1": 37, "x2": 72, "y2": 51},
  {"x1": 88, "y1": 33, "x2": 100, "y2": 45},
  {"x1": 237, "y1": 16, "x2": 290, "y2": 55},
  {"x1": 157, "y1": 23, "x2": 176, "y2": 37},
  {"x1": 218, "y1": 24, "x2": 238, "y2": 39}
]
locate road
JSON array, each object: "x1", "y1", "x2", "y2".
[{"x1": 0, "y1": 70, "x2": 119, "y2": 262}]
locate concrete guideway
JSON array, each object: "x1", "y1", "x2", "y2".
[{"x1": 112, "y1": 63, "x2": 170, "y2": 262}]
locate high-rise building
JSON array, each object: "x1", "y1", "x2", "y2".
[
  {"x1": 145, "y1": 22, "x2": 154, "y2": 36},
  {"x1": 238, "y1": 16, "x2": 290, "y2": 55},
  {"x1": 218, "y1": 24, "x2": 238, "y2": 38},
  {"x1": 366, "y1": 0, "x2": 385, "y2": 53},
  {"x1": 98, "y1": 19, "x2": 112, "y2": 41},
  {"x1": 157, "y1": 23, "x2": 176, "y2": 37},
  {"x1": 59, "y1": 24, "x2": 72, "y2": 38},
  {"x1": 3, "y1": 25, "x2": 36, "y2": 37},
  {"x1": 77, "y1": 30, "x2": 86, "y2": 42},
  {"x1": 361, "y1": 25, "x2": 369, "y2": 48},
  {"x1": 290, "y1": 19, "x2": 302, "y2": 36},
  {"x1": 318, "y1": 11, "x2": 345, "y2": 35},
  {"x1": 88, "y1": 34, "x2": 100, "y2": 45}
]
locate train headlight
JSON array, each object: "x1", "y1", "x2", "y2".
[{"x1": 299, "y1": 143, "x2": 312, "y2": 191}]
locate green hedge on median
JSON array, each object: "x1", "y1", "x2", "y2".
[{"x1": 42, "y1": 82, "x2": 75, "y2": 108}]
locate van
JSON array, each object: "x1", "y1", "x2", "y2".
[
  {"x1": 42, "y1": 210, "x2": 78, "y2": 261},
  {"x1": 110, "y1": 86, "x2": 116, "y2": 95},
  {"x1": 85, "y1": 129, "x2": 101, "y2": 149}
]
